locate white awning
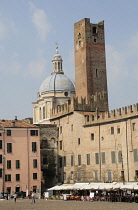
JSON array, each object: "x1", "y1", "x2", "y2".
[{"x1": 48, "y1": 182, "x2": 138, "y2": 191}]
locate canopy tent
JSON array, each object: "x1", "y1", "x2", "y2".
[{"x1": 48, "y1": 182, "x2": 138, "y2": 191}]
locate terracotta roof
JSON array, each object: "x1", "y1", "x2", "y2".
[{"x1": 0, "y1": 120, "x2": 38, "y2": 128}]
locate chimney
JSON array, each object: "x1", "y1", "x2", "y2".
[
  {"x1": 15, "y1": 116, "x2": 18, "y2": 121},
  {"x1": 11, "y1": 121, "x2": 15, "y2": 127}
]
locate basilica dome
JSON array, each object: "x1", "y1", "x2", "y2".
[
  {"x1": 39, "y1": 73, "x2": 75, "y2": 94},
  {"x1": 39, "y1": 47, "x2": 75, "y2": 95}
]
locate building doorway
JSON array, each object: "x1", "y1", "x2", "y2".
[
  {"x1": 15, "y1": 186, "x2": 20, "y2": 192},
  {"x1": 7, "y1": 187, "x2": 11, "y2": 194}
]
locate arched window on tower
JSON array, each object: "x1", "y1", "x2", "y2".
[
  {"x1": 96, "y1": 69, "x2": 98, "y2": 77},
  {"x1": 78, "y1": 33, "x2": 81, "y2": 39},
  {"x1": 58, "y1": 62, "x2": 60, "y2": 71},
  {"x1": 55, "y1": 63, "x2": 57, "y2": 71}
]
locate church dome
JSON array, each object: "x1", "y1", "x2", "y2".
[
  {"x1": 39, "y1": 47, "x2": 75, "y2": 95},
  {"x1": 39, "y1": 73, "x2": 75, "y2": 94}
]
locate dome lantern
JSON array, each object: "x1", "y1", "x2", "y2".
[{"x1": 52, "y1": 46, "x2": 63, "y2": 74}]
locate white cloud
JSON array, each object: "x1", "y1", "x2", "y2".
[
  {"x1": 29, "y1": 2, "x2": 51, "y2": 41},
  {"x1": 27, "y1": 57, "x2": 47, "y2": 78}
]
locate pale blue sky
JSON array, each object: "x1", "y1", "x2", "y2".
[{"x1": 0, "y1": 0, "x2": 138, "y2": 119}]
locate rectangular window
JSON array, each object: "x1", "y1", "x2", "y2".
[
  {"x1": 60, "y1": 126, "x2": 62, "y2": 134},
  {"x1": 0, "y1": 168, "x2": 2, "y2": 178},
  {"x1": 5, "y1": 174, "x2": 11, "y2": 182},
  {"x1": 64, "y1": 156, "x2": 66, "y2": 167},
  {"x1": 71, "y1": 171, "x2": 73, "y2": 180},
  {"x1": 107, "y1": 171, "x2": 112, "y2": 182},
  {"x1": 93, "y1": 26, "x2": 96, "y2": 34},
  {"x1": 94, "y1": 171, "x2": 98, "y2": 181},
  {"x1": 59, "y1": 157, "x2": 62, "y2": 168},
  {"x1": 7, "y1": 143, "x2": 12, "y2": 153},
  {"x1": 132, "y1": 123, "x2": 136, "y2": 131},
  {"x1": 32, "y1": 142, "x2": 37, "y2": 152},
  {"x1": 135, "y1": 170, "x2": 138, "y2": 179},
  {"x1": 133, "y1": 149, "x2": 138, "y2": 162},
  {"x1": 118, "y1": 151, "x2": 122, "y2": 163},
  {"x1": 16, "y1": 174, "x2": 20, "y2": 181},
  {"x1": 111, "y1": 151, "x2": 116, "y2": 164},
  {"x1": 7, "y1": 160, "x2": 11, "y2": 169},
  {"x1": 0, "y1": 133, "x2": 2, "y2": 136},
  {"x1": 78, "y1": 154, "x2": 81, "y2": 166},
  {"x1": 16, "y1": 160, "x2": 20, "y2": 169},
  {"x1": 7, "y1": 130, "x2": 11, "y2": 136},
  {"x1": 0, "y1": 155, "x2": 2, "y2": 164},
  {"x1": 0, "y1": 140, "x2": 2, "y2": 149},
  {"x1": 43, "y1": 156, "x2": 48, "y2": 165},
  {"x1": 111, "y1": 127, "x2": 114, "y2": 134},
  {"x1": 60, "y1": 141, "x2": 62, "y2": 150},
  {"x1": 33, "y1": 159, "x2": 37, "y2": 168},
  {"x1": 117, "y1": 127, "x2": 120, "y2": 134},
  {"x1": 95, "y1": 153, "x2": 99, "y2": 164},
  {"x1": 86, "y1": 154, "x2": 90, "y2": 165},
  {"x1": 71, "y1": 155, "x2": 74, "y2": 166},
  {"x1": 30, "y1": 130, "x2": 38, "y2": 136},
  {"x1": 78, "y1": 138, "x2": 80, "y2": 145},
  {"x1": 92, "y1": 115, "x2": 94, "y2": 121},
  {"x1": 78, "y1": 172, "x2": 81, "y2": 181},
  {"x1": 71, "y1": 124, "x2": 73, "y2": 131},
  {"x1": 101, "y1": 152, "x2": 106, "y2": 164},
  {"x1": 33, "y1": 173, "x2": 37, "y2": 179},
  {"x1": 87, "y1": 154, "x2": 90, "y2": 165},
  {"x1": 91, "y1": 133, "x2": 94, "y2": 140}
]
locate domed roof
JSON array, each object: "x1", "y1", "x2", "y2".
[
  {"x1": 39, "y1": 73, "x2": 75, "y2": 94},
  {"x1": 39, "y1": 47, "x2": 75, "y2": 95}
]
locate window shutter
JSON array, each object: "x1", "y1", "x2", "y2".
[
  {"x1": 78, "y1": 155, "x2": 81, "y2": 166},
  {"x1": 111, "y1": 151, "x2": 116, "y2": 164},
  {"x1": 0, "y1": 140, "x2": 2, "y2": 149},
  {"x1": 32, "y1": 142, "x2": 36, "y2": 152},
  {"x1": 0, "y1": 155, "x2": 2, "y2": 164},
  {"x1": 71, "y1": 155, "x2": 74, "y2": 166},
  {"x1": 95, "y1": 153, "x2": 99, "y2": 164},
  {"x1": 87, "y1": 154, "x2": 90, "y2": 165},
  {"x1": 133, "y1": 149, "x2": 138, "y2": 162},
  {"x1": 102, "y1": 152, "x2": 105, "y2": 164},
  {"x1": 118, "y1": 151, "x2": 122, "y2": 163}
]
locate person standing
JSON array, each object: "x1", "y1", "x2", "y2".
[
  {"x1": 13, "y1": 193, "x2": 17, "y2": 203},
  {"x1": 31, "y1": 192, "x2": 35, "y2": 204}
]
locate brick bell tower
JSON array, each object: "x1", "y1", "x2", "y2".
[{"x1": 74, "y1": 18, "x2": 108, "y2": 110}]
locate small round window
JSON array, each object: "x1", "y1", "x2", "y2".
[{"x1": 64, "y1": 92, "x2": 68, "y2": 96}]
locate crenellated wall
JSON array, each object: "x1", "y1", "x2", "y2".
[
  {"x1": 50, "y1": 90, "x2": 108, "y2": 120},
  {"x1": 50, "y1": 98, "x2": 74, "y2": 119},
  {"x1": 84, "y1": 103, "x2": 138, "y2": 125}
]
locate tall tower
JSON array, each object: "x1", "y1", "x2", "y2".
[{"x1": 74, "y1": 18, "x2": 108, "y2": 110}]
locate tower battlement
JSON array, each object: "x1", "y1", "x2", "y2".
[
  {"x1": 50, "y1": 91, "x2": 108, "y2": 119},
  {"x1": 74, "y1": 90, "x2": 108, "y2": 112}
]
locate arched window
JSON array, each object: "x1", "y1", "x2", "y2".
[
  {"x1": 39, "y1": 107, "x2": 42, "y2": 120},
  {"x1": 55, "y1": 63, "x2": 57, "y2": 71},
  {"x1": 40, "y1": 138, "x2": 48, "y2": 149},
  {"x1": 43, "y1": 106, "x2": 45, "y2": 119},
  {"x1": 58, "y1": 62, "x2": 60, "y2": 70}
]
